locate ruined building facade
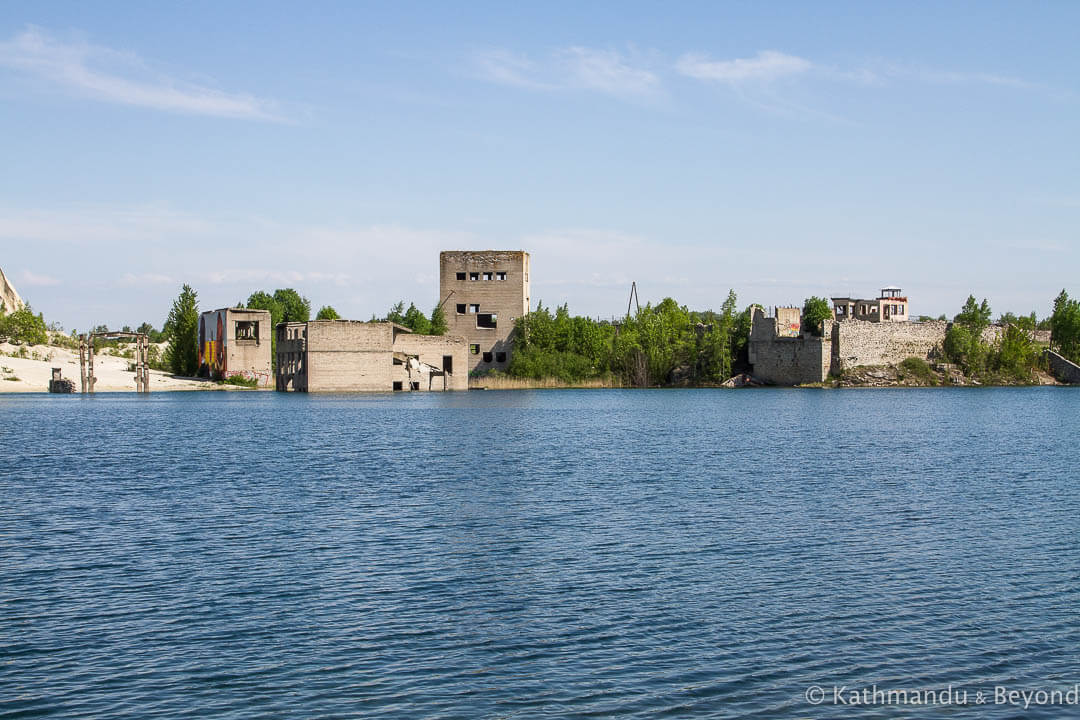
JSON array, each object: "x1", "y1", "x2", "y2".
[
  {"x1": 198, "y1": 307, "x2": 273, "y2": 386},
  {"x1": 439, "y1": 250, "x2": 530, "y2": 373},
  {"x1": 276, "y1": 320, "x2": 468, "y2": 392}
]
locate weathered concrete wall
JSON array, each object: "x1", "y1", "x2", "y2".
[
  {"x1": 832, "y1": 320, "x2": 947, "y2": 371},
  {"x1": 0, "y1": 267, "x2": 24, "y2": 314},
  {"x1": 748, "y1": 309, "x2": 831, "y2": 385},
  {"x1": 226, "y1": 309, "x2": 272, "y2": 386},
  {"x1": 305, "y1": 321, "x2": 396, "y2": 392},
  {"x1": 1046, "y1": 350, "x2": 1080, "y2": 384},
  {"x1": 440, "y1": 250, "x2": 529, "y2": 373}
]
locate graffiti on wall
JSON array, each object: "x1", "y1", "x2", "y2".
[{"x1": 197, "y1": 310, "x2": 228, "y2": 376}]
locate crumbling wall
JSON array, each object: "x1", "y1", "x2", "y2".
[
  {"x1": 748, "y1": 308, "x2": 831, "y2": 385},
  {"x1": 832, "y1": 320, "x2": 947, "y2": 371},
  {"x1": 395, "y1": 334, "x2": 469, "y2": 391}
]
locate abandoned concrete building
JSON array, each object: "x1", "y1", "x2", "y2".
[
  {"x1": 275, "y1": 320, "x2": 468, "y2": 392},
  {"x1": 832, "y1": 286, "x2": 909, "y2": 323},
  {"x1": 439, "y1": 250, "x2": 530, "y2": 373},
  {"x1": 749, "y1": 292, "x2": 951, "y2": 385},
  {"x1": 198, "y1": 307, "x2": 273, "y2": 386}
]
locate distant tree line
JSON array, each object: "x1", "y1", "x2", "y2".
[
  {"x1": 942, "y1": 294, "x2": 1046, "y2": 382},
  {"x1": 507, "y1": 291, "x2": 752, "y2": 386},
  {"x1": 372, "y1": 301, "x2": 448, "y2": 336}
]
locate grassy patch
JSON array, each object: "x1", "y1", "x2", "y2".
[{"x1": 219, "y1": 374, "x2": 259, "y2": 388}]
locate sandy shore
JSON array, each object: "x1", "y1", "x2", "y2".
[{"x1": 0, "y1": 342, "x2": 233, "y2": 392}]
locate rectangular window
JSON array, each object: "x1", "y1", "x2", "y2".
[
  {"x1": 410, "y1": 382, "x2": 420, "y2": 391},
  {"x1": 469, "y1": 272, "x2": 479, "y2": 281},
  {"x1": 456, "y1": 303, "x2": 466, "y2": 314},
  {"x1": 442, "y1": 355, "x2": 453, "y2": 373},
  {"x1": 470, "y1": 344, "x2": 480, "y2": 355},
  {"x1": 496, "y1": 271, "x2": 506, "y2": 281},
  {"x1": 482, "y1": 351, "x2": 493, "y2": 363},
  {"x1": 477, "y1": 313, "x2": 497, "y2": 329},
  {"x1": 469, "y1": 304, "x2": 479, "y2": 314},
  {"x1": 456, "y1": 272, "x2": 466, "y2": 280},
  {"x1": 495, "y1": 352, "x2": 506, "y2": 363},
  {"x1": 392, "y1": 381, "x2": 403, "y2": 391},
  {"x1": 482, "y1": 272, "x2": 492, "y2": 281}
]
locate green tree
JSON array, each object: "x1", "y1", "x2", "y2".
[
  {"x1": 0, "y1": 305, "x2": 48, "y2": 346},
  {"x1": 316, "y1": 305, "x2": 341, "y2": 320},
  {"x1": 402, "y1": 303, "x2": 431, "y2": 334},
  {"x1": 801, "y1": 297, "x2": 832, "y2": 336},
  {"x1": 164, "y1": 284, "x2": 199, "y2": 376},
  {"x1": 1051, "y1": 289, "x2": 1080, "y2": 362},
  {"x1": 429, "y1": 304, "x2": 449, "y2": 335},
  {"x1": 273, "y1": 288, "x2": 311, "y2": 323},
  {"x1": 385, "y1": 301, "x2": 406, "y2": 325}
]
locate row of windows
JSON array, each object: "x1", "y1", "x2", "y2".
[
  {"x1": 468, "y1": 345, "x2": 507, "y2": 363},
  {"x1": 455, "y1": 271, "x2": 507, "y2": 281}
]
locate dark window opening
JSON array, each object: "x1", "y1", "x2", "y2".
[
  {"x1": 482, "y1": 272, "x2": 492, "y2": 281},
  {"x1": 443, "y1": 355, "x2": 453, "y2": 373},
  {"x1": 410, "y1": 382, "x2": 420, "y2": 391},
  {"x1": 495, "y1": 352, "x2": 506, "y2": 363},
  {"x1": 477, "y1": 313, "x2": 497, "y2": 329},
  {"x1": 456, "y1": 272, "x2": 466, "y2": 280},
  {"x1": 393, "y1": 357, "x2": 403, "y2": 365},
  {"x1": 482, "y1": 351, "x2": 493, "y2": 363},
  {"x1": 236, "y1": 320, "x2": 258, "y2": 343},
  {"x1": 469, "y1": 272, "x2": 479, "y2": 281},
  {"x1": 496, "y1": 271, "x2": 506, "y2": 281},
  {"x1": 470, "y1": 344, "x2": 480, "y2": 355},
  {"x1": 392, "y1": 381, "x2": 403, "y2": 391},
  {"x1": 456, "y1": 303, "x2": 466, "y2": 314},
  {"x1": 469, "y1": 304, "x2": 479, "y2": 314}
]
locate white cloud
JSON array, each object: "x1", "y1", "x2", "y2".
[
  {"x1": 118, "y1": 272, "x2": 175, "y2": 286},
  {"x1": 0, "y1": 27, "x2": 284, "y2": 120},
  {"x1": 20, "y1": 269, "x2": 60, "y2": 286},
  {"x1": 675, "y1": 50, "x2": 812, "y2": 84},
  {"x1": 556, "y1": 47, "x2": 659, "y2": 97},
  {"x1": 474, "y1": 46, "x2": 660, "y2": 99},
  {"x1": 472, "y1": 49, "x2": 547, "y2": 89}
]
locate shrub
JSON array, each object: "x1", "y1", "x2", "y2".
[{"x1": 898, "y1": 356, "x2": 937, "y2": 385}]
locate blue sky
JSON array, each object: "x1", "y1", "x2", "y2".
[{"x1": 1, "y1": 1, "x2": 1077, "y2": 330}]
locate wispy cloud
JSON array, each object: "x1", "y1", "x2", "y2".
[
  {"x1": 20, "y1": 269, "x2": 60, "y2": 286},
  {"x1": 675, "y1": 50, "x2": 812, "y2": 84},
  {"x1": 556, "y1": 47, "x2": 659, "y2": 97},
  {"x1": 0, "y1": 27, "x2": 284, "y2": 120},
  {"x1": 474, "y1": 46, "x2": 660, "y2": 99}
]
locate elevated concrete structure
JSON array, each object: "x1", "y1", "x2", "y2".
[
  {"x1": 276, "y1": 320, "x2": 468, "y2": 392},
  {"x1": 440, "y1": 250, "x2": 530, "y2": 373},
  {"x1": 833, "y1": 286, "x2": 909, "y2": 323}
]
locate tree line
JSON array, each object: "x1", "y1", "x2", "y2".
[{"x1": 507, "y1": 291, "x2": 752, "y2": 386}]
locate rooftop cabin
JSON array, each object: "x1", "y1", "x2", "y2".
[{"x1": 832, "y1": 287, "x2": 908, "y2": 323}]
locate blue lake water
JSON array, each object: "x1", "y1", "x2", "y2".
[{"x1": 3, "y1": 388, "x2": 1080, "y2": 718}]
